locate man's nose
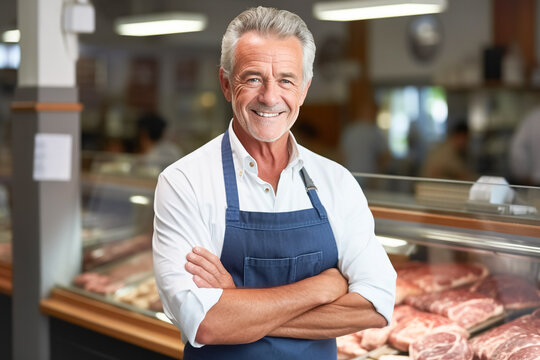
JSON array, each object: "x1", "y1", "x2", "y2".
[{"x1": 258, "y1": 81, "x2": 280, "y2": 106}]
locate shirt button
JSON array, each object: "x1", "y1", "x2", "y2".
[
  {"x1": 238, "y1": 170, "x2": 243, "y2": 177},
  {"x1": 264, "y1": 188, "x2": 270, "y2": 193},
  {"x1": 249, "y1": 161, "x2": 254, "y2": 167}
]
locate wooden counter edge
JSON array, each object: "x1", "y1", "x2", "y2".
[
  {"x1": 40, "y1": 288, "x2": 183, "y2": 359},
  {"x1": 0, "y1": 261, "x2": 12, "y2": 295},
  {"x1": 11, "y1": 101, "x2": 83, "y2": 112},
  {"x1": 370, "y1": 206, "x2": 540, "y2": 238}
]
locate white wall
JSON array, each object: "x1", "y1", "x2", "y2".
[{"x1": 369, "y1": 0, "x2": 492, "y2": 82}]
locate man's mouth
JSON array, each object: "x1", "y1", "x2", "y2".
[{"x1": 253, "y1": 110, "x2": 281, "y2": 118}]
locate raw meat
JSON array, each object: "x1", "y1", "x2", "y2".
[
  {"x1": 397, "y1": 262, "x2": 489, "y2": 293},
  {"x1": 506, "y1": 346, "x2": 540, "y2": 360},
  {"x1": 337, "y1": 305, "x2": 416, "y2": 358},
  {"x1": 405, "y1": 289, "x2": 504, "y2": 329},
  {"x1": 409, "y1": 331, "x2": 473, "y2": 360},
  {"x1": 336, "y1": 333, "x2": 367, "y2": 359},
  {"x1": 470, "y1": 308, "x2": 540, "y2": 360},
  {"x1": 393, "y1": 304, "x2": 421, "y2": 323},
  {"x1": 359, "y1": 326, "x2": 393, "y2": 350},
  {"x1": 74, "y1": 251, "x2": 153, "y2": 296},
  {"x1": 469, "y1": 274, "x2": 540, "y2": 310},
  {"x1": 83, "y1": 233, "x2": 152, "y2": 270},
  {"x1": 388, "y1": 310, "x2": 468, "y2": 351},
  {"x1": 362, "y1": 305, "x2": 421, "y2": 350},
  {"x1": 491, "y1": 333, "x2": 540, "y2": 360},
  {"x1": 73, "y1": 272, "x2": 124, "y2": 295},
  {"x1": 396, "y1": 277, "x2": 423, "y2": 304}
]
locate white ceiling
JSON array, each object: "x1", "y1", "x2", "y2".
[{"x1": 1, "y1": 1, "x2": 347, "y2": 53}]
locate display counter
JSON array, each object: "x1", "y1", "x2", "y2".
[
  {"x1": 3, "y1": 167, "x2": 540, "y2": 359},
  {"x1": 336, "y1": 174, "x2": 540, "y2": 359},
  {"x1": 40, "y1": 287, "x2": 182, "y2": 358}
]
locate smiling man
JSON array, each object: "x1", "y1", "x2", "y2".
[{"x1": 152, "y1": 6, "x2": 396, "y2": 360}]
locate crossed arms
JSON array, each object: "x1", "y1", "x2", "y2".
[{"x1": 185, "y1": 247, "x2": 388, "y2": 345}]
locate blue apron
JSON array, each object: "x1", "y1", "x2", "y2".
[{"x1": 183, "y1": 131, "x2": 339, "y2": 359}]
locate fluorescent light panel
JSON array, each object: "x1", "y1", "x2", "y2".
[
  {"x1": 129, "y1": 195, "x2": 150, "y2": 205},
  {"x1": 314, "y1": 0, "x2": 447, "y2": 21},
  {"x1": 115, "y1": 12, "x2": 207, "y2": 36},
  {"x1": 2, "y1": 29, "x2": 20, "y2": 43}
]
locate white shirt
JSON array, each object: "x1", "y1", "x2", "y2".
[
  {"x1": 152, "y1": 122, "x2": 396, "y2": 348},
  {"x1": 510, "y1": 110, "x2": 540, "y2": 184}
]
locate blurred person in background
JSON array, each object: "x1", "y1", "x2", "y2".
[
  {"x1": 136, "y1": 112, "x2": 183, "y2": 170},
  {"x1": 509, "y1": 108, "x2": 540, "y2": 186},
  {"x1": 339, "y1": 97, "x2": 390, "y2": 176},
  {"x1": 421, "y1": 120, "x2": 477, "y2": 181}
]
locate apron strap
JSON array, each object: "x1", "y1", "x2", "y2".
[
  {"x1": 300, "y1": 167, "x2": 328, "y2": 219},
  {"x1": 222, "y1": 130, "x2": 327, "y2": 221},
  {"x1": 221, "y1": 130, "x2": 240, "y2": 221}
]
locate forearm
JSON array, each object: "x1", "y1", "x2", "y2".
[
  {"x1": 268, "y1": 292, "x2": 387, "y2": 339},
  {"x1": 196, "y1": 268, "x2": 347, "y2": 345}
]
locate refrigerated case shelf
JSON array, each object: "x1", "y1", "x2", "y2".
[{"x1": 372, "y1": 206, "x2": 540, "y2": 259}]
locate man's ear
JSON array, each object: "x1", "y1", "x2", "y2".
[{"x1": 219, "y1": 68, "x2": 232, "y2": 102}]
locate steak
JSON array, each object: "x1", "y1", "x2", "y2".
[
  {"x1": 405, "y1": 289, "x2": 504, "y2": 329},
  {"x1": 388, "y1": 310, "x2": 468, "y2": 351},
  {"x1": 409, "y1": 331, "x2": 473, "y2": 360},
  {"x1": 470, "y1": 308, "x2": 540, "y2": 360},
  {"x1": 506, "y1": 345, "x2": 540, "y2": 360},
  {"x1": 469, "y1": 274, "x2": 540, "y2": 310},
  {"x1": 491, "y1": 333, "x2": 540, "y2": 360},
  {"x1": 396, "y1": 277, "x2": 423, "y2": 304},
  {"x1": 397, "y1": 262, "x2": 489, "y2": 293},
  {"x1": 337, "y1": 305, "x2": 417, "y2": 357}
]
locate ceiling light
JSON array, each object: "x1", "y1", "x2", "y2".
[
  {"x1": 313, "y1": 0, "x2": 447, "y2": 21},
  {"x1": 129, "y1": 195, "x2": 150, "y2": 205},
  {"x1": 115, "y1": 12, "x2": 207, "y2": 37},
  {"x1": 2, "y1": 29, "x2": 20, "y2": 43}
]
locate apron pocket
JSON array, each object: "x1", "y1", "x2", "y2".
[
  {"x1": 294, "y1": 251, "x2": 323, "y2": 282},
  {"x1": 243, "y1": 251, "x2": 323, "y2": 288}
]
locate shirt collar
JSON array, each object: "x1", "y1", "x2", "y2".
[{"x1": 227, "y1": 120, "x2": 304, "y2": 175}]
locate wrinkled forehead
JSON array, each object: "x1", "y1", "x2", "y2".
[{"x1": 234, "y1": 31, "x2": 303, "y2": 59}]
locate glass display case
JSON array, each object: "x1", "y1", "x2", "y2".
[
  {"x1": 72, "y1": 151, "x2": 162, "y2": 317},
  {"x1": 336, "y1": 173, "x2": 540, "y2": 359},
  {"x1": 0, "y1": 162, "x2": 528, "y2": 359}
]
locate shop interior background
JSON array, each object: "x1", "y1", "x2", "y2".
[{"x1": 0, "y1": 0, "x2": 539, "y2": 187}]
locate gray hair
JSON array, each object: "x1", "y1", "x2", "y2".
[{"x1": 220, "y1": 6, "x2": 316, "y2": 88}]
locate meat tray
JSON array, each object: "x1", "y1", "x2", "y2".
[{"x1": 73, "y1": 250, "x2": 154, "y2": 296}]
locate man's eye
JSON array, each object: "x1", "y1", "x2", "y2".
[
  {"x1": 281, "y1": 79, "x2": 293, "y2": 85},
  {"x1": 247, "y1": 78, "x2": 260, "y2": 84}
]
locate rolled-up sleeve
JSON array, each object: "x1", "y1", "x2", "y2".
[
  {"x1": 153, "y1": 170, "x2": 222, "y2": 348},
  {"x1": 332, "y1": 173, "x2": 396, "y2": 324}
]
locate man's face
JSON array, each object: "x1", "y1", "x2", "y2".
[{"x1": 220, "y1": 31, "x2": 311, "y2": 143}]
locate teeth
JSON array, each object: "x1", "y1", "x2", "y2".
[{"x1": 255, "y1": 111, "x2": 279, "y2": 117}]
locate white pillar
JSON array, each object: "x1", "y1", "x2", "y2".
[
  {"x1": 12, "y1": 0, "x2": 82, "y2": 359},
  {"x1": 18, "y1": 0, "x2": 77, "y2": 86}
]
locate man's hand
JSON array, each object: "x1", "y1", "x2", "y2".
[{"x1": 185, "y1": 247, "x2": 236, "y2": 289}]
